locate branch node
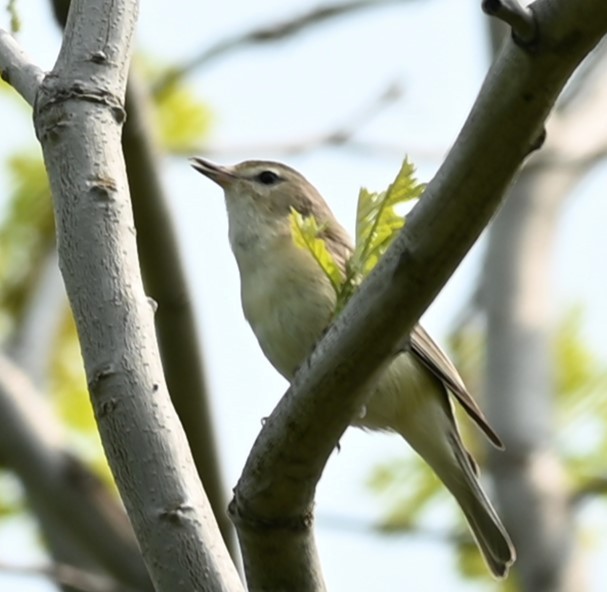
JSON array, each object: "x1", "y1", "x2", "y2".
[
  {"x1": 160, "y1": 502, "x2": 196, "y2": 524},
  {"x1": 37, "y1": 79, "x2": 124, "y2": 116},
  {"x1": 147, "y1": 296, "x2": 158, "y2": 313},
  {"x1": 88, "y1": 177, "x2": 118, "y2": 203},
  {"x1": 527, "y1": 126, "x2": 547, "y2": 155},
  {"x1": 111, "y1": 105, "x2": 126, "y2": 124},
  {"x1": 98, "y1": 397, "x2": 119, "y2": 417},
  {"x1": 228, "y1": 496, "x2": 314, "y2": 533},
  {"x1": 482, "y1": 0, "x2": 538, "y2": 48},
  {"x1": 90, "y1": 50, "x2": 108, "y2": 64},
  {"x1": 88, "y1": 362, "x2": 118, "y2": 393}
]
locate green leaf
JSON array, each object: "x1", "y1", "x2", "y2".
[
  {"x1": 289, "y1": 208, "x2": 343, "y2": 293},
  {"x1": 153, "y1": 80, "x2": 213, "y2": 152},
  {"x1": 133, "y1": 54, "x2": 213, "y2": 152},
  {"x1": 288, "y1": 158, "x2": 425, "y2": 318},
  {"x1": 352, "y1": 158, "x2": 425, "y2": 279},
  {"x1": 7, "y1": 0, "x2": 21, "y2": 33}
]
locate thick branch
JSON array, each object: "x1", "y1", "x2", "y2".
[
  {"x1": 50, "y1": 0, "x2": 237, "y2": 561},
  {"x1": 483, "y1": 166, "x2": 577, "y2": 592},
  {"x1": 123, "y1": 67, "x2": 237, "y2": 560},
  {"x1": 482, "y1": 59, "x2": 607, "y2": 578},
  {"x1": 230, "y1": 1, "x2": 607, "y2": 588},
  {"x1": 27, "y1": 1, "x2": 242, "y2": 590}
]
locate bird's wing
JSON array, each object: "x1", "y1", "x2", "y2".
[
  {"x1": 310, "y1": 209, "x2": 503, "y2": 448},
  {"x1": 407, "y1": 325, "x2": 504, "y2": 449}
]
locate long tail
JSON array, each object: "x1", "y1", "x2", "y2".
[
  {"x1": 364, "y1": 354, "x2": 515, "y2": 576},
  {"x1": 441, "y1": 432, "x2": 515, "y2": 578},
  {"x1": 393, "y1": 416, "x2": 515, "y2": 577}
]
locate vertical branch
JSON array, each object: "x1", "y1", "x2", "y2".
[
  {"x1": 482, "y1": 6, "x2": 607, "y2": 590},
  {"x1": 52, "y1": 0, "x2": 237, "y2": 560},
  {"x1": 483, "y1": 168, "x2": 581, "y2": 592},
  {"x1": 123, "y1": 72, "x2": 235, "y2": 556},
  {"x1": 29, "y1": 1, "x2": 242, "y2": 590}
]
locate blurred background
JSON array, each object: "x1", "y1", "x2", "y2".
[{"x1": 1, "y1": 1, "x2": 607, "y2": 590}]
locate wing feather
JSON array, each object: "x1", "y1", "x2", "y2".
[{"x1": 408, "y1": 325, "x2": 504, "y2": 449}]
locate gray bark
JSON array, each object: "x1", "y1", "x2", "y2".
[
  {"x1": 1, "y1": 1, "x2": 243, "y2": 590},
  {"x1": 230, "y1": 3, "x2": 607, "y2": 590},
  {"x1": 53, "y1": 0, "x2": 236, "y2": 563},
  {"x1": 484, "y1": 169, "x2": 579, "y2": 592},
  {"x1": 123, "y1": 71, "x2": 235, "y2": 557}
]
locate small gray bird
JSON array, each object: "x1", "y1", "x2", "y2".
[{"x1": 191, "y1": 157, "x2": 515, "y2": 578}]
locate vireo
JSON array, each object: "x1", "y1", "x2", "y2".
[{"x1": 191, "y1": 157, "x2": 516, "y2": 578}]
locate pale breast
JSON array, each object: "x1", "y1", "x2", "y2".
[{"x1": 236, "y1": 237, "x2": 337, "y2": 379}]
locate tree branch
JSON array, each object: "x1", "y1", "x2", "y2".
[
  {"x1": 182, "y1": 80, "x2": 404, "y2": 158},
  {"x1": 123, "y1": 65, "x2": 237, "y2": 561},
  {"x1": 0, "y1": 355, "x2": 152, "y2": 590},
  {"x1": 50, "y1": 0, "x2": 238, "y2": 561},
  {"x1": 571, "y1": 475, "x2": 607, "y2": 505},
  {"x1": 229, "y1": 1, "x2": 607, "y2": 589},
  {"x1": 482, "y1": 0, "x2": 537, "y2": 45},
  {"x1": 0, "y1": 560, "x2": 126, "y2": 592},
  {"x1": 15, "y1": 1, "x2": 242, "y2": 590},
  {"x1": 152, "y1": 0, "x2": 408, "y2": 94},
  {"x1": 0, "y1": 28, "x2": 44, "y2": 105}
]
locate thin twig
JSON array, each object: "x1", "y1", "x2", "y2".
[
  {"x1": 184, "y1": 80, "x2": 407, "y2": 158},
  {"x1": 0, "y1": 28, "x2": 44, "y2": 105},
  {"x1": 0, "y1": 561, "x2": 126, "y2": 592},
  {"x1": 571, "y1": 475, "x2": 607, "y2": 506},
  {"x1": 152, "y1": 0, "x2": 408, "y2": 95},
  {"x1": 482, "y1": 0, "x2": 537, "y2": 46}
]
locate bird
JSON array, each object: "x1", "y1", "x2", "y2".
[{"x1": 191, "y1": 157, "x2": 516, "y2": 578}]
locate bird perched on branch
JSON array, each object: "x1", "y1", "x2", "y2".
[{"x1": 191, "y1": 157, "x2": 515, "y2": 578}]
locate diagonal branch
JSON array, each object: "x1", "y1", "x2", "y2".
[
  {"x1": 182, "y1": 80, "x2": 404, "y2": 158},
  {"x1": 0, "y1": 28, "x2": 44, "y2": 105},
  {"x1": 229, "y1": 1, "x2": 607, "y2": 589},
  {"x1": 0, "y1": 559, "x2": 126, "y2": 592},
  {"x1": 0, "y1": 354, "x2": 152, "y2": 590}
]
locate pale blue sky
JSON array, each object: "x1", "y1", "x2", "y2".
[{"x1": 1, "y1": 1, "x2": 606, "y2": 591}]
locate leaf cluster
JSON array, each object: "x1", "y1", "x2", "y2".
[{"x1": 289, "y1": 158, "x2": 425, "y2": 315}]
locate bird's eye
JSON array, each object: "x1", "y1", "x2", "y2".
[{"x1": 256, "y1": 170, "x2": 280, "y2": 185}]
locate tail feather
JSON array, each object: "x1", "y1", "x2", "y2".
[{"x1": 446, "y1": 433, "x2": 516, "y2": 578}]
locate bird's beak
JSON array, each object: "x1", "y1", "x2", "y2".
[{"x1": 190, "y1": 157, "x2": 237, "y2": 189}]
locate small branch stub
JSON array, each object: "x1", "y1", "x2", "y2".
[{"x1": 483, "y1": 0, "x2": 538, "y2": 47}]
